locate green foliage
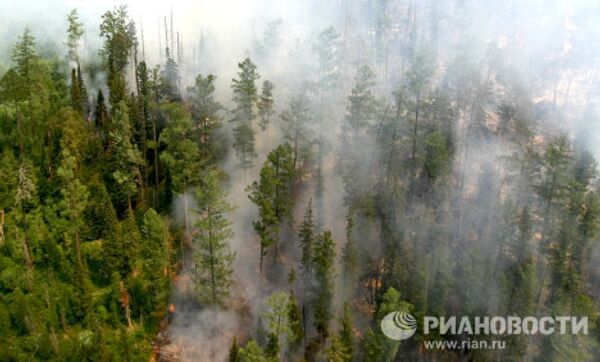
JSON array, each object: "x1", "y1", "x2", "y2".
[
  {"x1": 287, "y1": 292, "x2": 304, "y2": 349},
  {"x1": 99, "y1": 5, "x2": 136, "y2": 107},
  {"x1": 363, "y1": 288, "x2": 414, "y2": 362},
  {"x1": 299, "y1": 199, "x2": 315, "y2": 276},
  {"x1": 231, "y1": 57, "x2": 260, "y2": 124},
  {"x1": 239, "y1": 339, "x2": 267, "y2": 362},
  {"x1": 233, "y1": 123, "x2": 257, "y2": 169},
  {"x1": 262, "y1": 291, "x2": 292, "y2": 353},
  {"x1": 193, "y1": 169, "x2": 235, "y2": 305},
  {"x1": 280, "y1": 94, "x2": 313, "y2": 170},
  {"x1": 258, "y1": 80, "x2": 275, "y2": 131},
  {"x1": 231, "y1": 57, "x2": 260, "y2": 168},
  {"x1": 346, "y1": 65, "x2": 377, "y2": 130},
  {"x1": 312, "y1": 230, "x2": 336, "y2": 339},
  {"x1": 327, "y1": 336, "x2": 351, "y2": 362},
  {"x1": 229, "y1": 336, "x2": 240, "y2": 362},
  {"x1": 159, "y1": 103, "x2": 201, "y2": 192},
  {"x1": 110, "y1": 101, "x2": 143, "y2": 206},
  {"x1": 423, "y1": 130, "x2": 450, "y2": 183},
  {"x1": 188, "y1": 73, "x2": 225, "y2": 161},
  {"x1": 247, "y1": 144, "x2": 295, "y2": 272},
  {"x1": 66, "y1": 9, "x2": 84, "y2": 63},
  {"x1": 314, "y1": 26, "x2": 341, "y2": 91},
  {"x1": 339, "y1": 303, "x2": 354, "y2": 360}
]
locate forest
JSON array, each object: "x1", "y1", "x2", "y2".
[{"x1": 0, "y1": 0, "x2": 599, "y2": 361}]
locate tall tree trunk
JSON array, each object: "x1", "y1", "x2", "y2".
[
  {"x1": 16, "y1": 219, "x2": 34, "y2": 290},
  {"x1": 260, "y1": 243, "x2": 264, "y2": 274},
  {"x1": 183, "y1": 183, "x2": 190, "y2": 244},
  {"x1": 411, "y1": 92, "x2": 420, "y2": 178},
  {"x1": 75, "y1": 230, "x2": 84, "y2": 273},
  {"x1": 152, "y1": 117, "x2": 159, "y2": 208},
  {"x1": 0, "y1": 209, "x2": 4, "y2": 244}
]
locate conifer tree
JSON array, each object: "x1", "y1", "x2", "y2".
[
  {"x1": 247, "y1": 144, "x2": 295, "y2": 272},
  {"x1": 339, "y1": 303, "x2": 354, "y2": 360},
  {"x1": 159, "y1": 103, "x2": 200, "y2": 238},
  {"x1": 188, "y1": 74, "x2": 223, "y2": 160},
  {"x1": 95, "y1": 90, "x2": 109, "y2": 138},
  {"x1": 161, "y1": 47, "x2": 180, "y2": 101},
  {"x1": 66, "y1": 9, "x2": 84, "y2": 63},
  {"x1": 12, "y1": 28, "x2": 39, "y2": 135},
  {"x1": 99, "y1": 5, "x2": 136, "y2": 107},
  {"x1": 287, "y1": 292, "x2": 304, "y2": 350},
  {"x1": 280, "y1": 95, "x2": 313, "y2": 170},
  {"x1": 341, "y1": 208, "x2": 358, "y2": 297},
  {"x1": 262, "y1": 291, "x2": 292, "y2": 356},
  {"x1": 312, "y1": 230, "x2": 336, "y2": 339},
  {"x1": 239, "y1": 339, "x2": 266, "y2": 362},
  {"x1": 362, "y1": 288, "x2": 414, "y2": 361},
  {"x1": 70, "y1": 68, "x2": 82, "y2": 113},
  {"x1": 110, "y1": 101, "x2": 143, "y2": 210},
  {"x1": 327, "y1": 336, "x2": 350, "y2": 362},
  {"x1": 140, "y1": 208, "x2": 170, "y2": 282},
  {"x1": 57, "y1": 148, "x2": 92, "y2": 318},
  {"x1": 258, "y1": 80, "x2": 275, "y2": 131},
  {"x1": 299, "y1": 199, "x2": 315, "y2": 276},
  {"x1": 314, "y1": 26, "x2": 341, "y2": 93},
  {"x1": 229, "y1": 336, "x2": 240, "y2": 362},
  {"x1": 231, "y1": 57, "x2": 260, "y2": 169},
  {"x1": 77, "y1": 64, "x2": 88, "y2": 115},
  {"x1": 193, "y1": 169, "x2": 235, "y2": 305}
]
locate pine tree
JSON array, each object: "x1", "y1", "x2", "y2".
[
  {"x1": 258, "y1": 80, "x2": 275, "y2": 131},
  {"x1": 405, "y1": 48, "x2": 434, "y2": 176},
  {"x1": 299, "y1": 199, "x2": 315, "y2": 276},
  {"x1": 229, "y1": 336, "x2": 240, "y2": 362},
  {"x1": 140, "y1": 208, "x2": 170, "y2": 282},
  {"x1": 339, "y1": 303, "x2": 354, "y2": 360},
  {"x1": 192, "y1": 168, "x2": 235, "y2": 305},
  {"x1": 11, "y1": 28, "x2": 39, "y2": 137},
  {"x1": 57, "y1": 147, "x2": 92, "y2": 319},
  {"x1": 346, "y1": 65, "x2": 377, "y2": 131},
  {"x1": 247, "y1": 144, "x2": 295, "y2": 272},
  {"x1": 327, "y1": 336, "x2": 350, "y2": 362},
  {"x1": 312, "y1": 230, "x2": 336, "y2": 339},
  {"x1": 501, "y1": 207, "x2": 535, "y2": 357},
  {"x1": 159, "y1": 103, "x2": 201, "y2": 238},
  {"x1": 12, "y1": 28, "x2": 38, "y2": 86},
  {"x1": 188, "y1": 74, "x2": 223, "y2": 160},
  {"x1": 0, "y1": 150, "x2": 18, "y2": 244},
  {"x1": 95, "y1": 90, "x2": 109, "y2": 138},
  {"x1": 99, "y1": 5, "x2": 136, "y2": 107},
  {"x1": 262, "y1": 291, "x2": 292, "y2": 356},
  {"x1": 14, "y1": 159, "x2": 37, "y2": 288},
  {"x1": 110, "y1": 101, "x2": 143, "y2": 210},
  {"x1": 362, "y1": 287, "x2": 414, "y2": 361},
  {"x1": 280, "y1": 95, "x2": 313, "y2": 170},
  {"x1": 265, "y1": 333, "x2": 279, "y2": 359},
  {"x1": 70, "y1": 68, "x2": 82, "y2": 114},
  {"x1": 66, "y1": 9, "x2": 84, "y2": 63},
  {"x1": 232, "y1": 123, "x2": 257, "y2": 170},
  {"x1": 161, "y1": 47, "x2": 180, "y2": 101},
  {"x1": 77, "y1": 64, "x2": 88, "y2": 115},
  {"x1": 239, "y1": 339, "x2": 266, "y2": 362},
  {"x1": 314, "y1": 26, "x2": 341, "y2": 92},
  {"x1": 287, "y1": 292, "x2": 304, "y2": 350},
  {"x1": 231, "y1": 57, "x2": 260, "y2": 169},
  {"x1": 341, "y1": 208, "x2": 358, "y2": 297}
]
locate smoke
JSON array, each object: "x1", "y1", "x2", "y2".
[{"x1": 3, "y1": 0, "x2": 600, "y2": 359}]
